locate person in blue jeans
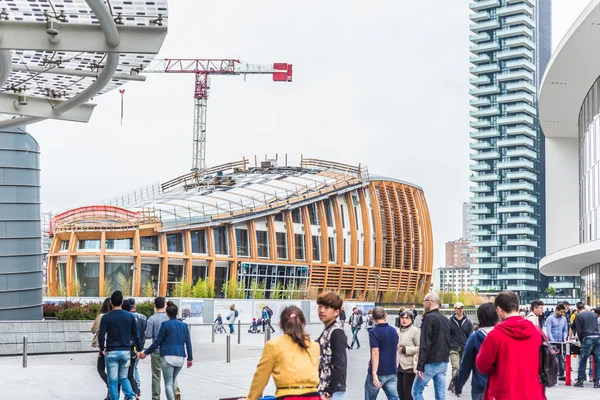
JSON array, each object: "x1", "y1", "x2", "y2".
[
  {"x1": 140, "y1": 301, "x2": 193, "y2": 400},
  {"x1": 412, "y1": 292, "x2": 451, "y2": 400},
  {"x1": 454, "y1": 303, "x2": 499, "y2": 400},
  {"x1": 349, "y1": 307, "x2": 363, "y2": 349},
  {"x1": 98, "y1": 291, "x2": 142, "y2": 400},
  {"x1": 573, "y1": 302, "x2": 600, "y2": 388},
  {"x1": 364, "y1": 306, "x2": 399, "y2": 400}
]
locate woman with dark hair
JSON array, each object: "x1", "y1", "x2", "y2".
[
  {"x1": 247, "y1": 306, "x2": 320, "y2": 400},
  {"x1": 139, "y1": 301, "x2": 193, "y2": 400},
  {"x1": 396, "y1": 311, "x2": 420, "y2": 400},
  {"x1": 91, "y1": 298, "x2": 112, "y2": 400},
  {"x1": 454, "y1": 302, "x2": 499, "y2": 400}
]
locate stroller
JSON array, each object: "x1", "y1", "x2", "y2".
[{"x1": 248, "y1": 318, "x2": 258, "y2": 334}]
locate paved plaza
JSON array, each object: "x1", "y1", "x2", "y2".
[{"x1": 0, "y1": 322, "x2": 598, "y2": 399}]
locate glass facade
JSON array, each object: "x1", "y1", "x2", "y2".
[
  {"x1": 191, "y1": 230, "x2": 207, "y2": 254},
  {"x1": 236, "y1": 229, "x2": 249, "y2": 257},
  {"x1": 581, "y1": 264, "x2": 600, "y2": 307},
  {"x1": 106, "y1": 238, "x2": 133, "y2": 250},
  {"x1": 214, "y1": 226, "x2": 229, "y2": 255},
  {"x1": 78, "y1": 240, "x2": 101, "y2": 250},
  {"x1": 167, "y1": 264, "x2": 184, "y2": 295},
  {"x1": 140, "y1": 236, "x2": 159, "y2": 251},
  {"x1": 469, "y1": 0, "x2": 552, "y2": 302},
  {"x1": 105, "y1": 262, "x2": 133, "y2": 295},
  {"x1": 140, "y1": 263, "x2": 160, "y2": 296},
  {"x1": 166, "y1": 233, "x2": 183, "y2": 252},
  {"x1": 237, "y1": 263, "x2": 309, "y2": 298},
  {"x1": 75, "y1": 262, "x2": 99, "y2": 296},
  {"x1": 256, "y1": 230, "x2": 269, "y2": 258}
]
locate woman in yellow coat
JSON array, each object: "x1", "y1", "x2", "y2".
[{"x1": 246, "y1": 306, "x2": 320, "y2": 400}]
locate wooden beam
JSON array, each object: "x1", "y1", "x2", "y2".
[
  {"x1": 228, "y1": 225, "x2": 238, "y2": 281},
  {"x1": 358, "y1": 187, "x2": 371, "y2": 267},
  {"x1": 99, "y1": 231, "x2": 106, "y2": 297},
  {"x1": 206, "y1": 227, "x2": 216, "y2": 284},
  {"x1": 133, "y1": 230, "x2": 142, "y2": 296},
  {"x1": 317, "y1": 200, "x2": 329, "y2": 285},
  {"x1": 267, "y1": 215, "x2": 277, "y2": 262},
  {"x1": 285, "y1": 211, "x2": 296, "y2": 263},
  {"x1": 66, "y1": 231, "x2": 77, "y2": 296},
  {"x1": 159, "y1": 233, "x2": 169, "y2": 296},
  {"x1": 330, "y1": 196, "x2": 344, "y2": 293}
]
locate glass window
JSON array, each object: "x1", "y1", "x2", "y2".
[
  {"x1": 140, "y1": 263, "x2": 160, "y2": 296},
  {"x1": 292, "y1": 208, "x2": 302, "y2": 224},
  {"x1": 340, "y1": 205, "x2": 346, "y2": 229},
  {"x1": 75, "y1": 262, "x2": 100, "y2": 296},
  {"x1": 106, "y1": 238, "x2": 133, "y2": 251},
  {"x1": 214, "y1": 226, "x2": 229, "y2": 255},
  {"x1": 276, "y1": 232, "x2": 287, "y2": 260},
  {"x1": 324, "y1": 199, "x2": 334, "y2": 227},
  {"x1": 140, "y1": 236, "x2": 159, "y2": 252},
  {"x1": 192, "y1": 265, "x2": 207, "y2": 284},
  {"x1": 328, "y1": 237, "x2": 336, "y2": 262},
  {"x1": 166, "y1": 233, "x2": 184, "y2": 252},
  {"x1": 236, "y1": 229, "x2": 249, "y2": 257},
  {"x1": 257, "y1": 230, "x2": 269, "y2": 258},
  {"x1": 167, "y1": 264, "x2": 184, "y2": 296},
  {"x1": 60, "y1": 241, "x2": 69, "y2": 251},
  {"x1": 191, "y1": 230, "x2": 207, "y2": 254},
  {"x1": 355, "y1": 206, "x2": 360, "y2": 230},
  {"x1": 57, "y1": 262, "x2": 67, "y2": 289},
  {"x1": 308, "y1": 203, "x2": 319, "y2": 225},
  {"x1": 343, "y1": 238, "x2": 347, "y2": 264},
  {"x1": 78, "y1": 240, "x2": 101, "y2": 250},
  {"x1": 105, "y1": 262, "x2": 133, "y2": 295},
  {"x1": 295, "y1": 234, "x2": 305, "y2": 260},
  {"x1": 312, "y1": 236, "x2": 321, "y2": 261},
  {"x1": 274, "y1": 213, "x2": 284, "y2": 222}
]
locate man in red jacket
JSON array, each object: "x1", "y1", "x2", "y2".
[{"x1": 476, "y1": 291, "x2": 544, "y2": 400}]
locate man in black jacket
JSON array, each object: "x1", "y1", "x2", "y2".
[
  {"x1": 573, "y1": 302, "x2": 600, "y2": 387},
  {"x1": 316, "y1": 292, "x2": 347, "y2": 398},
  {"x1": 449, "y1": 301, "x2": 473, "y2": 377},
  {"x1": 411, "y1": 292, "x2": 451, "y2": 400}
]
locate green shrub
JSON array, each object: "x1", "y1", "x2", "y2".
[
  {"x1": 43, "y1": 303, "x2": 60, "y2": 318},
  {"x1": 136, "y1": 301, "x2": 155, "y2": 319}
]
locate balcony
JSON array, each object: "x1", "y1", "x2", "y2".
[
  {"x1": 470, "y1": 85, "x2": 500, "y2": 96},
  {"x1": 470, "y1": 163, "x2": 491, "y2": 171},
  {"x1": 506, "y1": 81, "x2": 536, "y2": 93},
  {"x1": 470, "y1": 119, "x2": 491, "y2": 128},
  {"x1": 470, "y1": 184, "x2": 491, "y2": 193},
  {"x1": 497, "y1": 3, "x2": 533, "y2": 17},
  {"x1": 470, "y1": 150, "x2": 500, "y2": 161},
  {"x1": 470, "y1": 129, "x2": 500, "y2": 139},
  {"x1": 497, "y1": 182, "x2": 534, "y2": 191},
  {"x1": 506, "y1": 126, "x2": 537, "y2": 137},
  {"x1": 470, "y1": 141, "x2": 491, "y2": 150},
  {"x1": 470, "y1": 11, "x2": 490, "y2": 22},
  {"x1": 506, "y1": 285, "x2": 538, "y2": 291},
  {"x1": 507, "y1": 216, "x2": 538, "y2": 225},
  {"x1": 506, "y1": 239, "x2": 538, "y2": 247},
  {"x1": 470, "y1": 63, "x2": 499, "y2": 75},
  {"x1": 470, "y1": 19, "x2": 501, "y2": 33},
  {"x1": 470, "y1": 0, "x2": 500, "y2": 12},
  {"x1": 498, "y1": 137, "x2": 534, "y2": 147},
  {"x1": 470, "y1": 98, "x2": 490, "y2": 107},
  {"x1": 471, "y1": 229, "x2": 491, "y2": 236},
  {"x1": 471, "y1": 217, "x2": 500, "y2": 225},
  {"x1": 497, "y1": 115, "x2": 534, "y2": 125},
  {"x1": 549, "y1": 281, "x2": 577, "y2": 289},
  {"x1": 470, "y1": 41, "x2": 500, "y2": 54},
  {"x1": 498, "y1": 159, "x2": 534, "y2": 169},
  {"x1": 498, "y1": 92, "x2": 534, "y2": 104},
  {"x1": 471, "y1": 251, "x2": 492, "y2": 258},
  {"x1": 498, "y1": 273, "x2": 535, "y2": 280},
  {"x1": 497, "y1": 48, "x2": 533, "y2": 61},
  {"x1": 506, "y1": 15, "x2": 535, "y2": 29},
  {"x1": 475, "y1": 273, "x2": 495, "y2": 280},
  {"x1": 506, "y1": 59, "x2": 536, "y2": 71},
  {"x1": 506, "y1": 170, "x2": 537, "y2": 181},
  {"x1": 498, "y1": 250, "x2": 535, "y2": 258},
  {"x1": 506, "y1": 193, "x2": 537, "y2": 203},
  {"x1": 498, "y1": 227, "x2": 535, "y2": 235},
  {"x1": 470, "y1": 262, "x2": 500, "y2": 269},
  {"x1": 471, "y1": 195, "x2": 500, "y2": 204},
  {"x1": 506, "y1": 262, "x2": 538, "y2": 269},
  {"x1": 471, "y1": 172, "x2": 500, "y2": 182},
  {"x1": 508, "y1": 0, "x2": 534, "y2": 6},
  {"x1": 470, "y1": 107, "x2": 499, "y2": 117},
  {"x1": 505, "y1": 37, "x2": 536, "y2": 50},
  {"x1": 470, "y1": 76, "x2": 491, "y2": 86},
  {"x1": 496, "y1": 70, "x2": 534, "y2": 82},
  {"x1": 499, "y1": 204, "x2": 534, "y2": 213},
  {"x1": 471, "y1": 240, "x2": 500, "y2": 247},
  {"x1": 470, "y1": 32, "x2": 491, "y2": 43},
  {"x1": 471, "y1": 207, "x2": 492, "y2": 215},
  {"x1": 470, "y1": 54, "x2": 492, "y2": 65},
  {"x1": 497, "y1": 25, "x2": 533, "y2": 39},
  {"x1": 506, "y1": 103, "x2": 537, "y2": 115},
  {"x1": 506, "y1": 148, "x2": 536, "y2": 158}
]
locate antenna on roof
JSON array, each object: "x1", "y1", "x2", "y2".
[{"x1": 119, "y1": 89, "x2": 125, "y2": 126}]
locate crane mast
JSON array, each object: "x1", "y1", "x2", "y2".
[{"x1": 141, "y1": 59, "x2": 293, "y2": 172}]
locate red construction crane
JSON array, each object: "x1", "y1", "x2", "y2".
[{"x1": 140, "y1": 59, "x2": 293, "y2": 172}]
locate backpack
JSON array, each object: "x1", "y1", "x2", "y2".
[
  {"x1": 539, "y1": 332, "x2": 559, "y2": 387},
  {"x1": 267, "y1": 308, "x2": 273, "y2": 318},
  {"x1": 234, "y1": 309, "x2": 239, "y2": 318}
]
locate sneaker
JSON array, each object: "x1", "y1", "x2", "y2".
[
  {"x1": 175, "y1": 389, "x2": 181, "y2": 400},
  {"x1": 574, "y1": 380, "x2": 584, "y2": 387},
  {"x1": 595, "y1": 382, "x2": 600, "y2": 389},
  {"x1": 558, "y1": 376, "x2": 566, "y2": 381}
]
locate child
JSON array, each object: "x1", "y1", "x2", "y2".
[
  {"x1": 214, "y1": 314, "x2": 223, "y2": 324},
  {"x1": 248, "y1": 318, "x2": 258, "y2": 334}
]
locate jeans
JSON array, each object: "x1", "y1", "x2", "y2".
[
  {"x1": 229, "y1": 323, "x2": 235, "y2": 333},
  {"x1": 106, "y1": 350, "x2": 136, "y2": 400},
  {"x1": 262, "y1": 318, "x2": 275, "y2": 333},
  {"x1": 161, "y1": 357, "x2": 183, "y2": 400},
  {"x1": 411, "y1": 362, "x2": 448, "y2": 400},
  {"x1": 330, "y1": 392, "x2": 345, "y2": 399},
  {"x1": 397, "y1": 369, "x2": 416, "y2": 400},
  {"x1": 365, "y1": 374, "x2": 399, "y2": 400},
  {"x1": 471, "y1": 392, "x2": 484, "y2": 400},
  {"x1": 151, "y1": 352, "x2": 179, "y2": 400},
  {"x1": 97, "y1": 351, "x2": 108, "y2": 387},
  {"x1": 556, "y1": 352, "x2": 565, "y2": 377},
  {"x1": 350, "y1": 327, "x2": 360, "y2": 348},
  {"x1": 127, "y1": 352, "x2": 140, "y2": 395},
  {"x1": 577, "y1": 336, "x2": 600, "y2": 382}
]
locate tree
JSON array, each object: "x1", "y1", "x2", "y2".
[
  {"x1": 141, "y1": 280, "x2": 155, "y2": 297},
  {"x1": 117, "y1": 273, "x2": 132, "y2": 297},
  {"x1": 545, "y1": 286, "x2": 557, "y2": 297},
  {"x1": 103, "y1": 277, "x2": 113, "y2": 298},
  {"x1": 271, "y1": 281, "x2": 285, "y2": 299},
  {"x1": 192, "y1": 278, "x2": 207, "y2": 298}
]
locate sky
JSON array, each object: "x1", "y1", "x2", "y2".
[{"x1": 30, "y1": 0, "x2": 592, "y2": 268}]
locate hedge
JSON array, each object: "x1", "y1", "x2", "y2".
[{"x1": 43, "y1": 300, "x2": 155, "y2": 320}]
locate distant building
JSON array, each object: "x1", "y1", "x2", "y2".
[
  {"x1": 462, "y1": 202, "x2": 475, "y2": 240},
  {"x1": 446, "y1": 238, "x2": 473, "y2": 269},
  {"x1": 438, "y1": 265, "x2": 474, "y2": 294}
]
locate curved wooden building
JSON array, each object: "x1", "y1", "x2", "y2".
[{"x1": 47, "y1": 157, "x2": 433, "y2": 299}]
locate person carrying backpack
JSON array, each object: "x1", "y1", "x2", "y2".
[
  {"x1": 226, "y1": 304, "x2": 237, "y2": 334},
  {"x1": 261, "y1": 306, "x2": 275, "y2": 334},
  {"x1": 349, "y1": 307, "x2": 364, "y2": 349}
]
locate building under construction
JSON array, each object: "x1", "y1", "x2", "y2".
[{"x1": 46, "y1": 157, "x2": 433, "y2": 299}]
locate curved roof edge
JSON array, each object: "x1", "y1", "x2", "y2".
[
  {"x1": 539, "y1": 0, "x2": 600, "y2": 138},
  {"x1": 369, "y1": 175, "x2": 424, "y2": 192},
  {"x1": 539, "y1": 238, "x2": 600, "y2": 276}
]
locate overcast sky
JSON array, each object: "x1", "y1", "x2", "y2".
[{"x1": 31, "y1": 0, "x2": 591, "y2": 268}]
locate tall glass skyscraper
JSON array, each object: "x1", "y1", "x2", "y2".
[{"x1": 468, "y1": 0, "x2": 552, "y2": 303}]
